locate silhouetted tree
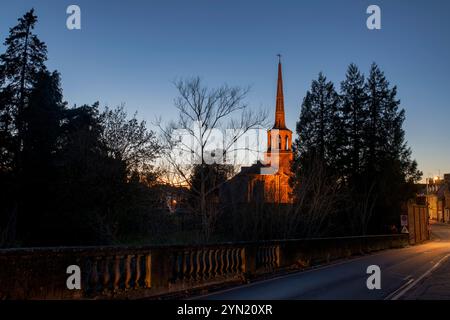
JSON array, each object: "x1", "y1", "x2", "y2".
[
  {"x1": 48, "y1": 103, "x2": 164, "y2": 245},
  {"x1": 340, "y1": 64, "x2": 367, "y2": 184},
  {"x1": 159, "y1": 77, "x2": 267, "y2": 241},
  {"x1": 0, "y1": 10, "x2": 167, "y2": 247},
  {"x1": 22, "y1": 71, "x2": 65, "y2": 173},
  {"x1": 17, "y1": 71, "x2": 65, "y2": 242},
  {"x1": 0, "y1": 85, "x2": 15, "y2": 171},
  {"x1": 292, "y1": 73, "x2": 340, "y2": 195},
  {"x1": 0, "y1": 9, "x2": 47, "y2": 171},
  {"x1": 0, "y1": 9, "x2": 48, "y2": 245},
  {"x1": 362, "y1": 63, "x2": 421, "y2": 231},
  {"x1": 100, "y1": 104, "x2": 161, "y2": 176},
  {"x1": 291, "y1": 64, "x2": 422, "y2": 235},
  {"x1": 49, "y1": 103, "x2": 123, "y2": 244}
]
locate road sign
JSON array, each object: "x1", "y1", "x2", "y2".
[
  {"x1": 400, "y1": 215, "x2": 408, "y2": 226},
  {"x1": 401, "y1": 226, "x2": 409, "y2": 234}
]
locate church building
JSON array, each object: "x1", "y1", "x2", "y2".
[{"x1": 223, "y1": 58, "x2": 294, "y2": 204}]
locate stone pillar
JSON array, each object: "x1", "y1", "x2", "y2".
[
  {"x1": 150, "y1": 248, "x2": 171, "y2": 289},
  {"x1": 242, "y1": 245, "x2": 257, "y2": 279}
]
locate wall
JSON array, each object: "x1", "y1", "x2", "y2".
[
  {"x1": 0, "y1": 235, "x2": 408, "y2": 300},
  {"x1": 408, "y1": 202, "x2": 430, "y2": 245},
  {"x1": 445, "y1": 189, "x2": 450, "y2": 223},
  {"x1": 428, "y1": 194, "x2": 439, "y2": 220}
]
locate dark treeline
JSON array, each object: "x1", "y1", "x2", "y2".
[
  {"x1": 218, "y1": 65, "x2": 421, "y2": 242},
  {"x1": 0, "y1": 10, "x2": 169, "y2": 247},
  {"x1": 290, "y1": 64, "x2": 422, "y2": 236},
  {"x1": 0, "y1": 10, "x2": 422, "y2": 247}
]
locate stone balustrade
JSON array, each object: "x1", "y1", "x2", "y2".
[{"x1": 0, "y1": 234, "x2": 408, "y2": 299}]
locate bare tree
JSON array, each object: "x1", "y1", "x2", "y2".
[
  {"x1": 158, "y1": 77, "x2": 267, "y2": 241},
  {"x1": 286, "y1": 158, "x2": 342, "y2": 239},
  {"x1": 100, "y1": 104, "x2": 161, "y2": 177},
  {"x1": 345, "y1": 182, "x2": 377, "y2": 235}
]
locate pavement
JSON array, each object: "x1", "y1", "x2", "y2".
[{"x1": 193, "y1": 222, "x2": 450, "y2": 300}]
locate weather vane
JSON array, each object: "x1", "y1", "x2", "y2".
[{"x1": 277, "y1": 53, "x2": 282, "y2": 63}]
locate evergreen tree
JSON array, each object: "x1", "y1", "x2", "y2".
[
  {"x1": 339, "y1": 64, "x2": 366, "y2": 184},
  {"x1": 291, "y1": 63, "x2": 422, "y2": 235},
  {"x1": 364, "y1": 63, "x2": 388, "y2": 175},
  {"x1": 0, "y1": 9, "x2": 48, "y2": 245},
  {"x1": 22, "y1": 71, "x2": 65, "y2": 173},
  {"x1": 363, "y1": 63, "x2": 422, "y2": 231},
  {"x1": 0, "y1": 10, "x2": 166, "y2": 247},
  {"x1": 293, "y1": 73, "x2": 340, "y2": 174},
  {"x1": 0, "y1": 9, "x2": 47, "y2": 170},
  {"x1": 0, "y1": 85, "x2": 15, "y2": 171},
  {"x1": 17, "y1": 71, "x2": 66, "y2": 242}
]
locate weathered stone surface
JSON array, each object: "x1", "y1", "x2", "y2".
[{"x1": 0, "y1": 235, "x2": 409, "y2": 300}]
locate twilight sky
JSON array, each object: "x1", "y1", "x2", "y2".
[{"x1": 1, "y1": 0, "x2": 449, "y2": 179}]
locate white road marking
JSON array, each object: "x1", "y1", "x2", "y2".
[
  {"x1": 191, "y1": 250, "x2": 394, "y2": 300},
  {"x1": 384, "y1": 278, "x2": 414, "y2": 300},
  {"x1": 386, "y1": 253, "x2": 450, "y2": 300},
  {"x1": 192, "y1": 246, "x2": 418, "y2": 300}
]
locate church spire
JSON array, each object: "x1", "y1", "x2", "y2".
[{"x1": 274, "y1": 54, "x2": 286, "y2": 129}]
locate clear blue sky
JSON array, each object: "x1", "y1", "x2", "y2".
[{"x1": 1, "y1": 0, "x2": 449, "y2": 179}]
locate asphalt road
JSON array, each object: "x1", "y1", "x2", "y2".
[{"x1": 196, "y1": 222, "x2": 450, "y2": 300}]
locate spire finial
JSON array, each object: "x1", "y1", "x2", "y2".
[{"x1": 277, "y1": 53, "x2": 282, "y2": 64}]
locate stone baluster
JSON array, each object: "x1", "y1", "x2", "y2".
[
  {"x1": 144, "y1": 253, "x2": 151, "y2": 288},
  {"x1": 270, "y1": 246, "x2": 274, "y2": 268},
  {"x1": 134, "y1": 255, "x2": 141, "y2": 289},
  {"x1": 264, "y1": 247, "x2": 269, "y2": 268},
  {"x1": 90, "y1": 257, "x2": 99, "y2": 292},
  {"x1": 213, "y1": 249, "x2": 219, "y2": 277},
  {"x1": 113, "y1": 255, "x2": 121, "y2": 290},
  {"x1": 273, "y1": 246, "x2": 277, "y2": 268},
  {"x1": 236, "y1": 248, "x2": 242, "y2": 273},
  {"x1": 223, "y1": 248, "x2": 230, "y2": 275},
  {"x1": 268, "y1": 247, "x2": 272, "y2": 268},
  {"x1": 199, "y1": 250, "x2": 205, "y2": 280},
  {"x1": 233, "y1": 249, "x2": 239, "y2": 274},
  {"x1": 182, "y1": 251, "x2": 188, "y2": 281},
  {"x1": 102, "y1": 257, "x2": 110, "y2": 291},
  {"x1": 195, "y1": 250, "x2": 201, "y2": 281},
  {"x1": 178, "y1": 251, "x2": 184, "y2": 281},
  {"x1": 218, "y1": 249, "x2": 223, "y2": 275},
  {"x1": 226, "y1": 248, "x2": 232, "y2": 274},
  {"x1": 207, "y1": 250, "x2": 213, "y2": 279},
  {"x1": 275, "y1": 246, "x2": 279, "y2": 267},
  {"x1": 124, "y1": 255, "x2": 132, "y2": 289},
  {"x1": 189, "y1": 250, "x2": 195, "y2": 281},
  {"x1": 240, "y1": 247, "x2": 245, "y2": 273}
]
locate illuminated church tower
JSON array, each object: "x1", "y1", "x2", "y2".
[
  {"x1": 264, "y1": 55, "x2": 293, "y2": 176},
  {"x1": 221, "y1": 56, "x2": 294, "y2": 204}
]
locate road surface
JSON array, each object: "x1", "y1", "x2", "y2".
[{"x1": 196, "y1": 222, "x2": 450, "y2": 300}]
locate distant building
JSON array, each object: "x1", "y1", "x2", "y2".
[
  {"x1": 222, "y1": 58, "x2": 293, "y2": 204},
  {"x1": 422, "y1": 174, "x2": 450, "y2": 223}
]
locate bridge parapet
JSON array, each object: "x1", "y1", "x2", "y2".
[{"x1": 0, "y1": 235, "x2": 408, "y2": 299}]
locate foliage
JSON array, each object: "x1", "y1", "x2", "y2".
[
  {"x1": 292, "y1": 63, "x2": 422, "y2": 235},
  {"x1": 0, "y1": 10, "x2": 164, "y2": 247}
]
